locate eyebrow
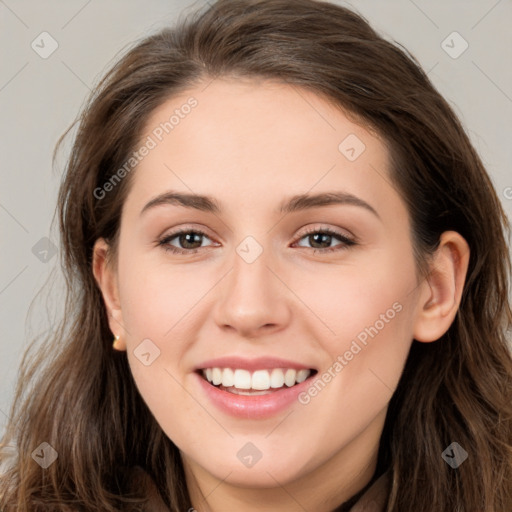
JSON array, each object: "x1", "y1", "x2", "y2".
[{"x1": 140, "y1": 190, "x2": 380, "y2": 219}]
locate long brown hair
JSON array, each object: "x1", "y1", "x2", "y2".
[{"x1": 1, "y1": 0, "x2": 511, "y2": 510}]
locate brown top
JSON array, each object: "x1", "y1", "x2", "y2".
[
  {"x1": 131, "y1": 466, "x2": 391, "y2": 512},
  {"x1": 344, "y1": 470, "x2": 391, "y2": 512}
]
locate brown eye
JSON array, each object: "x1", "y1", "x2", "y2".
[
  {"x1": 157, "y1": 227, "x2": 357, "y2": 256},
  {"x1": 294, "y1": 228, "x2": 356, "y2": 253},
  {"x1": 158, "y1": 229, "x2": 214, "y2": 254}
]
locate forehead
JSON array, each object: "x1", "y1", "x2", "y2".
[
  {"x1": 141, "y1": 76, "x2": 384, "y2": 159},
  {"x1": 125, "y1": 77, "x2": 400, "y2": 223}
]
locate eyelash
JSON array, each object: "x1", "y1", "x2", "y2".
[{"x1": 157, "y1": 226, "x2": 357, "y2": 255}]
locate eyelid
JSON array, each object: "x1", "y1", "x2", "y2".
[
  {"x1": 295, "y1": 224, "x2": 356, "y2": 242},
  {"x1": 158, "y1": 223, "x2": 218, "y2": 242},
  {"x1": 158, "y1": 223, "x2": 355, "y2": 242}
]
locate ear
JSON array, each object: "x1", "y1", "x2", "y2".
[
  {"x1": 413, "y1": 231, "x2": 470, "y2": 343},
  {"x1": 92, "y1": 238, "x2": 127, "y2": 351}
]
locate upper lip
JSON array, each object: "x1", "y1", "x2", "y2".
[{"x1": 195, "y1": 356, "x2": 317, "y2": 372}]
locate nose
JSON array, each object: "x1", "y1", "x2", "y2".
[{"x1": 213, "y1": 242, "x2": 291, "y2": 339}]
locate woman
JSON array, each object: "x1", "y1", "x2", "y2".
[{"x1": 1, "y1": 0, "x2": 511, "y2": 510}]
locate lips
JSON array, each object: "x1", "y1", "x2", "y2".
[
  {"x1": 195, "y1": 355, "x2": 316, "y2": 373},
  {"x1": 194, "y1": 356, "x2": 318, "y2": 419}
]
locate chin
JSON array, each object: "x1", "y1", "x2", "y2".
[{"x1": 193, "y1": 446, "x2": 313, "y2": 488}]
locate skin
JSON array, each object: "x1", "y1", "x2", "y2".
[{"x1": 93, "y1": 77, "x2": 470, "y2": 512}]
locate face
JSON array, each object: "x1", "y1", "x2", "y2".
[{"x1": 97, "y1": 77, "x2": 426, "y2": 495}]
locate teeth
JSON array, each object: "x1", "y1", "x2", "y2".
[
  {"x1": 270, "y1": 368, "x2": 285, "y2": 388},
  {"x1": 296, "y1": 369, "x2": 310, "y2": 383},
  {"x1": 251, "y1": 370, "x2": 270, "y2": 390},
  {"x1": 212, "y1": 367, "x2": 222, "y2": 386},
  {"x1": 233, "y1": 369, "x2": 252, "y2": 389},
  {"x1": 284, "y1": 369, "x2": 296, "y2": 387},
  {"x1": 221, "y1": 368, "x2": 234, "y2": 387},
  {"x1": 201, "y1": 367, "x2": 312, "y2": 390}
]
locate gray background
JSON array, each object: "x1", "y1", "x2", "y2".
[{"x1": 1, "y1": 0, "x2": 511, "y2": 438}]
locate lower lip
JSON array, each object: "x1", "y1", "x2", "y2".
[{"x1": 195, "y1": 371, "x2": 316, "y2": 420}]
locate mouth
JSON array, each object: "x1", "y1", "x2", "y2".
[
  {"x1": 193, "y1": 356, "x2": 320, "y2": 419},
  {"x1": 196, "y1": 367, "x2": 319, "y2": 396}
]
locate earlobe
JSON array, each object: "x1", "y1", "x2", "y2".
[
  {"x1": 413, "y1": 231, "x2": 470, "y2": 343},
  {"x1": 92, "y1": 238, "x2": 127, "y2": 350}
]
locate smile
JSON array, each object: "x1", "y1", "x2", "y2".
[
  {"x1": 200, "y1": 367, "x2": 313, "y2": 395},
  {"x1": 195, "y1": 365, "x2": 318, "y2": 419}
]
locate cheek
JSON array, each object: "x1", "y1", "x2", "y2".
[
  {"x1": 304, "y1": 256, "x2": 414, "y2": 346},
  {"x1": 117, "y1": 253, "x2": 217, "y2": 419},
  {"x1": 117, "y1": 248, "x2": 206, "y2": 339},
  {"x1": 304, "y1": 252, "x2": 416, "y2": 398}
]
